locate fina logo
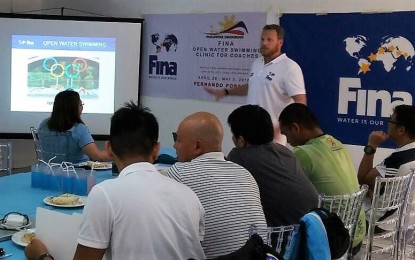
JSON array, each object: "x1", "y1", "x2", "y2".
[
  {"x1": 149, "y1": 33, "x2": 178, "y2": 76},
  {"x1": 339, "y1": 35, "x2": 414, "y2": 117}
]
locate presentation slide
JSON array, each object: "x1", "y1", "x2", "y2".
[
  {"x1": 11, "y1": 35, "x2": 115, "y2": 114},
  {"x1": 0, "y1": 14, "x2": 143, "y2": 136}
]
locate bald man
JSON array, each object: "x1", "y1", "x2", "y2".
[{"x1": 167, "y1": 112, "x2": 267, "y2": 258}]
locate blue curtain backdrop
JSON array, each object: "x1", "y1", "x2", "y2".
[{"x1": 281, "y1": 12, "x2": 415, "y2": 148}]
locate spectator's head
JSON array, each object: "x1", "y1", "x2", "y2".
[
  {"x1": 107, "y1": 101, "x2": 159, "y2": 166},
  {"x1": 174, "y1": 112, "x2": 223, "y2": 162},
  {"x1": 279, "y1": 103, "x2": 321, "y2": 146},
  {"x1": 388, "y1": 105, "x2": 415, "y2": 142},
  {"x1": 48, "y1": 89, "x2": 84, "y2": 132},
  {"x1": 227, "y1": 105, "x2": 274, "y2": 147}
]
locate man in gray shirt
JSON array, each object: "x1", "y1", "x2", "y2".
[{"x1": 227, "y1": 104, "x2": 318, "y2": 226}]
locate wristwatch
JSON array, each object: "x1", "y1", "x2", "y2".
[
  {"x1": 38, "y1": 253, "x2": 54, "y2": 260},
  {"x1": 364, "y1": 145, "x2": 376, "y2": 155}
]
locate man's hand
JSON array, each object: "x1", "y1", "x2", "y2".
[
  {"x1": 204, "y1": 87, "x2": 226, "y2": 101},
  {"x1": 25, "y1": 239, "x2": 50, "y2": 260},
  {"x1": 368, "y1": 131, "x2": 389, "y2": 148}
]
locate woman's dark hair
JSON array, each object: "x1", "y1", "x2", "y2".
[
  {"x1": 47, "y1": 90, "x2": 84, "y2": 132},
  {"x1": 227, "y1": 104, "x2": 274, "y2": 145}
]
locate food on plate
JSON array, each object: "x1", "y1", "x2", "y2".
[
  {"x1": 22, "y1": 231, "x2": 36, "y2": 244},
  {"x1": 48, "y1": 193, "x2": 81, "y2": 205},
  {"x1": 86, "y1": 161, "x2": 110, "y2": 169}
]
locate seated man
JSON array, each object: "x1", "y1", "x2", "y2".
[
  {"x1": 167, "y1": 112, "x2": 267, "y2": 258},
  {"x1": 26, "y1": 102, "x2": 206, "y2": 260},
  {"x1": 227, "y1": 104, "x2": 318, "y2": 226},
  {"x1": 278, "y1": 103, "x2": 365, "y2": 253},
  {"x1": 358, "y1": 105, "x2": 415, "y2": 230},
  {"x1": 358, "y1": 104, "x2": 415, "y2": 187}
]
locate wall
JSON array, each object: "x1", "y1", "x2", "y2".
[{"x1": 4, "y1": 0, "x2": 415, "y2": 169}]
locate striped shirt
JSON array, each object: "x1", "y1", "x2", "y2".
[{"x1": 168, "y1": 152, "x2": 267, "y2": 258}]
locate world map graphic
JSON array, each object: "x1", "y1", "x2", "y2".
[{"x1": 344, "y1": 35, "x2": 415, "y2": 74}]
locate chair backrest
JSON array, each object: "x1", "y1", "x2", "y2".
[
  {"x1": 364, "y1": 173, "x2": 414, "y2": 260},
  {"x1": 31, "y1": 126, "x2": 68, "y2": 163},
  {"x1": 0, "y1": 141, "x2": 12, "y2": 174},
  {"x1": 318, "y1": 184, "x2": 369, "y2": 258},
  {"x1": 398, "y1": 169, "x2": 415, "y2": 258},
  {"x1": 30, "y1": 127, "x2": 42, "y2": 161},
  {"x1": 249, "y1": 224, "x2": 299, "y2": 259}
]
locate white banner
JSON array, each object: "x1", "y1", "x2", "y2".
[{"x1": 141, "y1": 12, "x2": 267, "y2": 104}]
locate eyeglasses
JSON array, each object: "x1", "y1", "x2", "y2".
[
  {"x1": 387, "y1": 120, "x2": 399, "y2": 125},
  {"x1": 172, "y1": 132, "x2": 177, "y2": 142},
  {"x1": 79, "y1": 102, "x2": 84, "y2": 107}
]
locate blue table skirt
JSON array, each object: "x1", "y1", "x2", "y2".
[{"x1": 0, "y1": 170, "x2": 115, "y2": 259}]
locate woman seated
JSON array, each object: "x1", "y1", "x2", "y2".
[{"x1": 38, "y1": 89, "x2": 111, "y2": 164}]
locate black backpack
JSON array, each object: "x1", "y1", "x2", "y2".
[{"x1": 312, "y1": 208, "x2": 350, "y2": 259}]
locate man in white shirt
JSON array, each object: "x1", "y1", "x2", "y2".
[
  {"x1": 205, "y1": 24, "x2": 306, "y2": 145},
  {"x1": 25, "y1": 102, "x2": 206, "y2": 260}
]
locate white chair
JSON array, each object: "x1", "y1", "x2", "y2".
[
  {"x1": 318, "y1": 184, "x2": 369, "y2": 259},
  {"x1": 249, "y1": 224, "x2": 300, "y2": 259},
  {"x1": 0, "y1": 141, "x2": 12, "y2": 175},
  {"x1": 30, "y1": 126, "x2": 42, "y2": 161},
  {"x1": 364, "y1": 173, "x2": 414, "y2": 260},
  {"x1": 397, "y1": 169, "x2": 415, "y2": 258}
]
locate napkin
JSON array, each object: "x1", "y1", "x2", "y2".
[{"x1": 35, "y1": 207, "x2": 83, "y2": 260}]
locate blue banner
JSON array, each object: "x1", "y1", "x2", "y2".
[{"x1": 281, "y1": 12, "x2": 415, "y2": 148}]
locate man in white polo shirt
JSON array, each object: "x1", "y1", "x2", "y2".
[{"x1": 205, "y1": 24, "x2": 306, "y2": 145}]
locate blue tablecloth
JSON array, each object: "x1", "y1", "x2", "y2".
[{"x1": 0, "y1": 170, "x2": 115, "y2": 259}]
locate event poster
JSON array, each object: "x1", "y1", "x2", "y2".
[
  {"x1": 141, "y1": 12, "x2": 266, "y2": 104},
  {"x1": 281, "y1": 12, "x2": 415, "y2": 147}
]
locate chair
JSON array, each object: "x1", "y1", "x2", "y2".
[
  {"x1": 30, "y1": 126, "x2": 42, "y2": 161},
  {"x1": 249, "y1": 224, "x2": 300, "y2": 259},
  {"x1": 364, "y1": 173, "x2": 414, "y2": 260},
  {"x1": 318, "y1": 184, "x2": 369, "y2": 259},
  {"x1": 397, "y1": 169, "x2": 415, "y2": 258},
  {"x1": 30, "y1": 126, "x2": 68, "y2": 163},
  {"x1": 0, "y1": 141, "x2": 12, "y2": 175}
]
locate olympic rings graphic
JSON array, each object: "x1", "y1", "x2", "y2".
[
  {"x1": 50, "y1": 63, "x2": 65, "y2": 78},
  {"x1": 43, "y1": 57, "x2": 89, "y2": 79}
]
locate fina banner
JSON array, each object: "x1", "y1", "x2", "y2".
[
  {"x1": 281, "y1": 12, "x2": 415, "y2": 147},
  {"x1": 141, "y1": 12, "x2": 266, "y2": 104}
]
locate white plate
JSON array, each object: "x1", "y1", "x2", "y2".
[
  {"x1": 1, "y1": 221, "x2": 31, "y2": 230},
  {"x1": 11, "y1": 228, "x2": 35, "y2": 247},
  {"x1": 76, "y1": 161, "x2": 112, "y2": 170},
  {"x1": 43, "y1": 195, "x2": 86, "y2": 208}
]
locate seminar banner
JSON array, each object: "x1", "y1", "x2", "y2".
[
  {"x1": 141, "y1": 12, "x2": 266, "y2": 104},
  {"x1": 281, "y1": 12, "x2": 415, "y2": 147}
]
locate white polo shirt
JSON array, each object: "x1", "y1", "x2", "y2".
[
  {"x1": 77, "y1": 162, "x2": 205, "y2": 260},
  {"x1": 247, "y1": 53, "x2": 305, "y2": 133}
]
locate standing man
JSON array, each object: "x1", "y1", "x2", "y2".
[
  {"x1": 205, "y1": 24, "x2": 306, "y2": 144},
  {"x1": 167, "y1": 112, "x2": 267, "y2": 258},
  {"x1": 278, "y1": 103, "x2": 365, "y2": 254}
]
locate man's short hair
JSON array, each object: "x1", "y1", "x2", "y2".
[
  {"x1": 262, "y1": 24, "x2": 284, "y2": 40},
  {"x1": 394, "y1": 104, "x2": 415, "y2": 138},
  {"x1": 109, "y1": 101, "x2": 159, "y2": 159},
  {"x1": 227, "y1": 105, "x2": 274, "y2": 145},
  {"x1": 279, "y1": 103, "x2": 320, "y2": 129}
]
